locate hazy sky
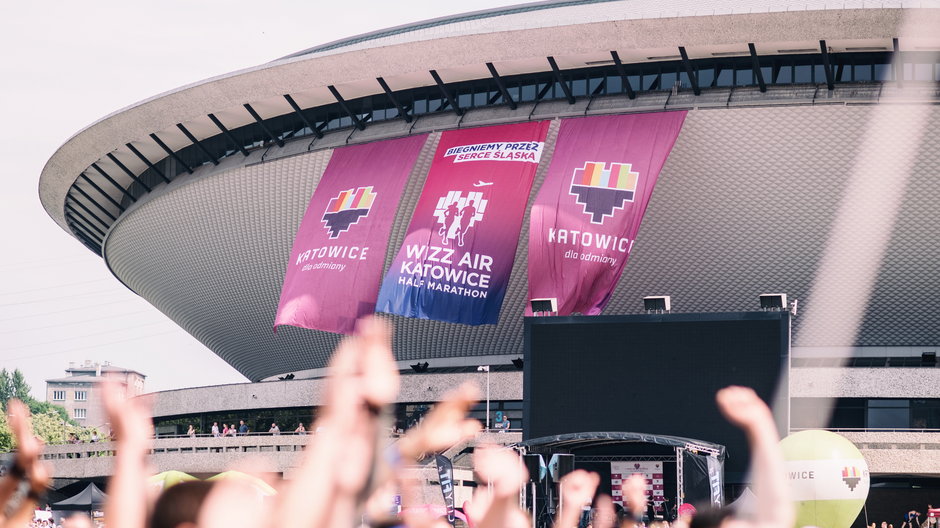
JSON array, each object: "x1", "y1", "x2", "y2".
[{"x1": 0, "y1": 0, "x2": 513, "y2": 395}]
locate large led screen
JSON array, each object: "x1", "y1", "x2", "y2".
[{"x1": 523, "y1": 312, "x2": 789, "y2": 481}]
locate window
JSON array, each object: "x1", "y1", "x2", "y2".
[
  {"x1": 52, "y1": 390, "x2": 65, "y2": 401},
  {"x1": 74, "y1": 408, "x2": 87, "y2": 420},
  {"x1": 867, "y1": 399, "x2": 910, "y2": 429},
  {"x1": 74, "y1": 390, "x2": 87, "y2": 401}
]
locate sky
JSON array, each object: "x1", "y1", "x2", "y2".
[{"x1": 0, "y1": 0, "x2": 513, "y2": 395}]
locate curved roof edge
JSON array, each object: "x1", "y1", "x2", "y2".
[
  {"x1": 40, "y1": 6, "x2": 934, "y2": 236},
  {"x1": 280, "y1": 0, "x2": 621, "y2": 59}
]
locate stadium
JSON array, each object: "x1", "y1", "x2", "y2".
[{"x1": 37, "y1": 0, "x2": 940, "y2": 522}]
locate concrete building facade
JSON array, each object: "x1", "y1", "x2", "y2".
[{"x1": 45, "y1": 361, "x2": 146, "y2": 428}]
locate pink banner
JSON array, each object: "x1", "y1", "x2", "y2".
[
  {"x1": 275, "y1": 135, "x2": 427, "y2": 333},
  {"x1": 527, "y1": 112, "x2": 686, "y2": 315},
  {"x1": 377, "y1": 121, "x2": 550, "y2": 325}
]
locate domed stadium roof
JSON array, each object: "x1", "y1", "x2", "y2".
[{"x1": 39, "y1": 2, "x2": 940, "y2": 380}]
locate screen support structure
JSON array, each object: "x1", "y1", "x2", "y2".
[
  {"x1": 676, "y1": 447, "x2": 684, "y2": 510},
  {"x1": 676, "y1": 442, "x2": 724, "y2": 509}
]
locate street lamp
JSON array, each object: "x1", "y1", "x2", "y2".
[{"x1": 477, "y1": 365, "x2": 490, "y2": 430}]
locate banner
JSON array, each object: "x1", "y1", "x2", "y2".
[
  {"x1": 434, "y1": 454, "x2": 456, "y2": 525},
  {"x1": 707, "y1": 455, "x2": 724, "y2": 507},
  {"x1": 611, "y1": 461, "x2": 665, "y2": 512},
  {"x1": 527, "y1": 112, "x2": 686, "y2": 315},
  {"x1": 377, "y1": 121, "x2": 550, "y2": 325},
  {"x1": 274, "y1": 135, "x2": 427, "y2": 334}
]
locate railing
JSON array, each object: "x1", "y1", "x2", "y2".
[
  {"x1": 38, "y1": 434, "x2": 317, "y2": 461},
  {"x1": 155, "y1": 430, "x2": 395, "y2": 439},
  {"x1": 790, "y1": 428, "x2": 940, "y2": 433}
]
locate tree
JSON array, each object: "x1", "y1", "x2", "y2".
[
  {"x1": 0, "y1": 369, "x2": 32, "y2": 407},
  {"x1": 9, "y1": 369, "x2": 31, "y2": 402},
  {"x1": 0, "y1": 369, "x2": 11, "y2": 406},
  {"x1": 28, "y1": 400, "x2": 71, "y2": 424},
  {"x1": 0, "y1": 412, "x2": 12, "y2": 453},
  {"x1": 0, "y1": 368, "x2": 87, "y2": 451},
  {"x1": 31, "y1": 410, "x2": 67, "y2": 446}
]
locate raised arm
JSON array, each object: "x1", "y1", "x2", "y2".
[
  {"x1": 1, "y1": 400, "x2": 51, "y2": 528},
  {"x1": 555, "y1": 469, "x2": 600, "y2": 528},
  {"x1": 715, "y1": 386, "x2": 794, "y2": 528},
  {"x1": 101, "y1": 381, "x2": 154, "y2": 528}
]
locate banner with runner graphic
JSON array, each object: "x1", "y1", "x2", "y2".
[
  {"x1": 527, "y1": 112, "x2": 686, "y2": 315},
  {"x1": 274, "y1": 134, "x2": 427, "y2": 334},
  {"x1": 377, "y1": 121, "x2": 550, "y2": 325}
]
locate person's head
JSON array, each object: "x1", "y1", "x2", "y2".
[
  {"x1": 213, "y1": 422, "x2": 217, "y2": 426},
  {"x1": 239, "y1": 420, "x2": 245, "y2": 425},
  {"x1": 150, "y1": 480, "x2": 215, "y2": 528}
]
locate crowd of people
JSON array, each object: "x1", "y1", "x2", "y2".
[
  {"x1": 872, "y1": 510, "x2": 940, "y2": 528},
  {"x1": 1, "y1": 316, "x2": 795, "y2": 528}
]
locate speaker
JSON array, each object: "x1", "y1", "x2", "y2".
[
  {"x1": 524, "y1": 454, "x2": 545, "y2": 482},
  {"x1": 549, "y1": 454, "x2": 575, "y2": 482}
]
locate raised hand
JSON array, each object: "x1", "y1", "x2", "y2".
[
  {"x1": 591, "y1": 494, "x2": 618, "y2": 528},
  {"x1": 474, "y1": 444, "x2": 528, "y2": 497},
  {"x1": 101, "y1": 381, "x2": 154, "y2": 449},
  {"x1": 715, "y1": 386, "x2": 774, "y2": 432},
  {"x1": 356, "y1": 316, "x2": 400, "y2": 408},
  {"x1": 623, "y1": 473, "x2": 648, "y2": 519},
  {"x1": 399, "y1": 382, "x2": 482, "y2": 460},
  {"x1": 715, "y1": 385, "x2": 793, "y2": 528},
  {"x1": 561, "y1": 470, "x2": 600, "y2": 512},
  {"x1": 1, "y1": 400, "x2": 52, "y2": 528},
  {"x1": 7, "y1": 400, "x2": 42, "y2": 466},
  {"x1": 471, "y1": 445, "x2": 530, "y2": 528},
  {"x1": 271, "y1": 315, "x2": 399, "y2": 528},
  {"x1": 101, "y1": 380, "x2": 154, "y2": 528}
]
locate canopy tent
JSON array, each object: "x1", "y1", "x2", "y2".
[
  {"x1": 518, "y1": 431, "x2": 726, "y2": 459},
  {"x1": 517, "y1": 431, "x2": 726, "y2": 515},
  {"x1": 729, "y1": 487, "x2": 757, "y2": 516},
  {"x1": 148, "y1": 470, "x2": 198, "y2": 491},
  {"x1": 207, "y1": 470, "x2": 277, "y2": 496},
  {"x1": 50, "y1": 483, "x2": 107, "y2": 511}
]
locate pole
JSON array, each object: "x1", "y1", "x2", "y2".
[
  {"x1": 478, "y1": 365, "x2": 491, "y2": 430},
  {"x1": 531, "y1": 481, "x2": 537, "y2": 528},
  {"x1": 486, "y1": 367, "x2": 491, "y2": 430}
]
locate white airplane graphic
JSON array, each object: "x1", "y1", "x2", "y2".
[{"x1": 473, "y1": 180, "x2": 494, "y2": 187}]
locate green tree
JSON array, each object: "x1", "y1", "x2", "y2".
[
  {"x1": 31, "y1": 410, "x2": 68, "y2": 446},
  {"x1": 28, "y1": 400, "x2": 73, "y2": 425},
  {"x1": 9, "y1": 369, "x2": 31, "y2": 402},
  {"x1": 0, "y1": 412, "x2": 12, "y2": 452},
  {"x1": 0, "y1": 368, "x2": 86, "y2": 450},
  {"x1": 0, "y1": 369, "x2": 11, "y2": 406},
  {"x1": 0, "y1": 369, "x2": 32, "y2": 407}
]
